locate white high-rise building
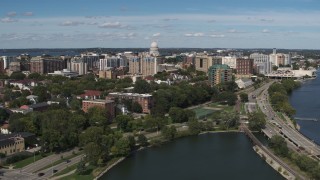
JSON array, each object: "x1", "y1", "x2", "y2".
[
  {"x1": 128, "y1": 42, "x2": 160, "y2": 76},
  {"x1": 1, "y1": 56, "x2": 16, "y2": 69},
  {"x1": 250, "y1": 53, "x2": 271, "y2": 74},
  {"x1": 222, "y1": 56, "x2": 237, "y2": 69},
  {"x1": 99, "y1": 55, "x2": 128, "y2": 70}
]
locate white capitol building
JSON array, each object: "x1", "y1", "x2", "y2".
[{"x1": 149, "y1": 41, "x2": 160, "y2": 56}]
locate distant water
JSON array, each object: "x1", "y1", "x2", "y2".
[
  {"x1": 289, "y1": 70, "x2": 320, "y2": 145},
  {"x1": 0, "y1": 49, "x2": 80, "y2": 57},
  {"x1": 101, "y1": 133, "x2": 283, "y2": 180}
]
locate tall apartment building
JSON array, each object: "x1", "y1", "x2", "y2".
[
  {"x1": 30, "y1": 56, "x2": 66, "y2": 74},
  {"x1": 68, "y1": 58, "x2": 88, "y2": 75},
  {"x1": 208, "y1": 64, "x2": 232, "y2": 86},
  {"x1": 82, "y1": 99, "x2": 115, "y2": 120},
  {"x1": 249, "y1": 53, "x2": 271, "y2": 75},
  {"x1": 107, "y1": 92, "x2": 153, "y2": 114},
  {"x1": 0, "y1": 58, "x2": 4, "y2": 74},
  {"x1": 80, "y1": 53, "x2": 102, "y2": 71},
  {"x1": 99, "y1": 55, "x2": 128, "y2": 71},
  {"x1": 269, "y1": 49, "x2": 291, "y2": 67},
  {"x1": 236, "y1": 58, "x2": 254, "y2": 75},
  {"x1": 128, "y1": 42, "x2": 160, "y2": 77},
  {"x1": 141, "y1": 53, "x2": 157, "y2": 76},
  {"x1": 1, "y1": 56, "x2": 17, "y2": 70},
  {"x1": 195, "y1": 55, "x2": 214, "y2": 73}
]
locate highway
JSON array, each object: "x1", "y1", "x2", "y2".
[
  {"x1": 249, "y1": 80, "x2": 320, "y2": 158},
  {"x1": 0, "y1": 148, "x2": 80, "y2": 180}
]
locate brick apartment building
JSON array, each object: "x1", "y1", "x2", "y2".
[
  {"x1": 82, "y1": 99, "x2": 115, "y2": 120},
  {"x1": 236, "y1": 58, "x2": 254, "y2": 75},
  {"x1": 107, "y1": 92, "x2": 153, "y2": 114},
  {"x1": 30, "y1": 56, "x2": 67, "y2": 74}
]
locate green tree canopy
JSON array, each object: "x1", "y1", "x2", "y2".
[{"x1": 248, "y1": 112, "x2": 266, "y2": 131}]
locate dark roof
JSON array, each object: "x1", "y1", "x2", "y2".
[
  {"x1": 0, "y1": 138, "x2": 15, "y2": 147},
  {"x1": 28, "y1": 102, "x2": 49, "y2": 109}
]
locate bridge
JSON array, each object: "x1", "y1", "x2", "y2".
[
  {"x1": 240, "y1": 124, "x2": 305, "y2": 180},
  {"x1": 294, "y1": 117, "x2": 319, "y2": 122}
]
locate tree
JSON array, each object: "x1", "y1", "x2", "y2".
[
  {"x1": 127, "y1": 135, "x2": 136, "y2": 150},
  {"x1": 32, "y1": 86, "x2": 49, "y2": 102},
  {"x1": 115, "y1": 115, "x2": 132, "y2": 132},
  {"x1": 87, "y1": 107, "x2": 110, "y2": 128},
  {"x1": 248, "y1": 112, "x2": 266, "y2": 131},
  {"x1": 272, "y1": 65, "x2": 278, "y2": 71},
  {"x1": 169, "y1": 107, "x2": 196, "y2": 123},
  {"x1": 0, "y1": 108, "x2": 9, "y2": 124},
  {"x1": 132, "y1": 101, "x2": 143, "y2": 113},
  {"x1": 10, "y1": 72, "x2": 26, "y2": 80},
  {"x1": 161, "y1": 126, "x2": 177, "y2": 141},
  {"x1": 240, "y1": 93, "x2": 249, "y2": 102},
  {"x1": 76, "y1": 159, "x2": 87, "y2": 175},
  {"x1": 137, "y1": 134, "x2": 148, "y2": 146},
  {"x1": 187, "y1": 119, "x2": 201, "y2": 135},
  {"x1": 134, "y1": 80, "x2": 151, "y2": 94},
  {"x1": 28, "y1": 73, "x2": 42, "y2": 80},
  {"x1": 219, "y1": 111, "x2": 239, "y2": 130},
  {"x1": 111, "y1": 137, "x2": 131, "y2": 157},
  {"x1": 84, "y1": 142, "x2": 102, "y2": 165},
  {"x1": 70, "y1": 98, "x2": 81, "y2": 110},
  {"x1": 269, "y1": 135, "x2": 289, "y2": 157}
]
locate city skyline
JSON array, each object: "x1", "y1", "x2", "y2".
[{"x1": 1, "y1": 0, "x2": 320, "y2": 49}]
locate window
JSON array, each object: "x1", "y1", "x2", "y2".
[{"x1": 200, "y1": 59, "x2": 203, "y2": 68}]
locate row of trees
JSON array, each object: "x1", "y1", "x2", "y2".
[
  {"x1": 268, "y1": 79, "x2": 300, "y2": 117},
  {"x1": 268, "y1": 135, "x2": 320, "y2": 179}
]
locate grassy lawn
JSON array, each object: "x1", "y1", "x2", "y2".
[
  {"x1": 54, "y1": 157, "x2": 122, "y2": 180},
  {"x1": 240, "y1": 103, "x2": 246, "y2": 115},
  {"x1": 36, "y1": 152, "x2": 82, "y2": 172},
  {"x1": 59, "y1": 165, "x2": 96, "y2": 180},
  {"x1": 13, "y1": 152, "x2": 53, "y2": 169},
  {"x1": 193, "y1": 107, "x2": 215, "y2": 119},
  {"x1": 52, "y1": 163, "x2": 78, "y2": 177},
  {"x1": 276, "y1": 112, "x2": 287, "y2": 122}
]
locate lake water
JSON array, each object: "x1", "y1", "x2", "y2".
[
  {"x1": 101, "y1": 133, "x2": 283, "y2": 180},
  {"x1": 289, "y1": 70, "x2": 320, "y2": 145}
]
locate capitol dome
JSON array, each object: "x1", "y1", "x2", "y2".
[
  {"x1": 150, "y1": 41, "x2": 160, "y2": 56},
  {"x1": 150, "y1": 41, "x2": 158, "y2": 48}
]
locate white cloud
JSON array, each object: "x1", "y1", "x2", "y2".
[
  {"x1": 98, "y1": 22, "x2": 126, "y2": 28},
  {"x1": 0, "y1": 17, "x2": 18, "y2": 23},
  {"x1": 152, "y1": 33, "x2": 161, "y2": 37},
  {"x1": 228, "y1": 29, "x2": 237, "y2": 33},
  {"x1": 227, "y1": 29, "x2": 246, "y2": 33},
  {"x1": 23, "y1": 12, "x2": 34, "y2": 16},
  {"x1": 6, "y1": 11, "x2": 17, "y2": 17},
  {"x1": 87, "y1": 22, "x2": 98, "y2": 25},
  {"x1": 59, "y1": 21, "x2": 84, "y2": 26},
  {"x1": 210, "y1": 34, "x2": 225, "y2": 38},
  {"x1": 262, "y1": 29, "x2": 271, "y2": 33},
  {"x1": 184, "y1": 33, "x2": 204, "y2": 37}
]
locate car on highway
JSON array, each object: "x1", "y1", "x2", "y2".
[
  {"x1": 53, "y1": 169, "x2": 58, "y2": 173},
  {"x1": 65, "y1": 159, "x2": 71, "y2": 163},
  {"x1": 38, "y1": 173, "x2": 45, "y2": 177}
]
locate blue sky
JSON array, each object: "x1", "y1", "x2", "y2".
[{"x1": 1, "y1": 0, "x2": 320, "y2": 49}]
